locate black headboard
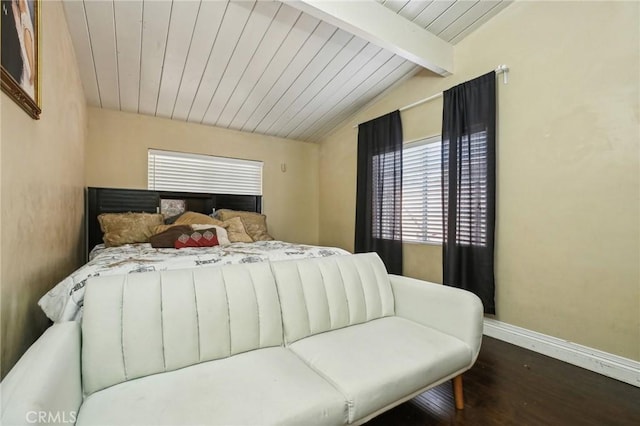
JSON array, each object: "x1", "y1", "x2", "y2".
[{"x1": 86, "y1": 187, "x2": 262, "y2": 259}]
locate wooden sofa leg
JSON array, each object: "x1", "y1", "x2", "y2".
[{"x1": 453, "y1": 375, "x2": 464, "y2": 410}]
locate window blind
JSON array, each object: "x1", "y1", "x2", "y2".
[
  {"x1": 444, "y1": 130, "x2": 489, "y2": 246},
  {"x1": 402, "y1": 137, "x2": 443, "y2": 243},
  {"x1": 371, "y1": 150, "x2": 401, "y2": 240},
  {"x1": 372, "y1": 131, "x2": 489, "y2": 245},
  {"x1": 148, "y1": 149, "x2": 263, "y2": 195}
]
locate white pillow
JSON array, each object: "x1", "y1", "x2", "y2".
[{"x1": 191, "y1": 224, "x2": 231, "y2": 245}]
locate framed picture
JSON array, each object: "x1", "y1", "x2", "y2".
[
  {"x1": 160, "y1": 199, "x2": 187, "y2": 218},
  {"x1": 1, "y1": 0, "x2": 40, "y2": 119}
]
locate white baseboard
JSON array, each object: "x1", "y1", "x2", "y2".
[{"x1": 483, "y1": 318, "x2": 640, "y2": 388}]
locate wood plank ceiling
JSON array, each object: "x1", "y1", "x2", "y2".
[{"x1": 64, "y1": 0, "x2": 511, "y2": 142}]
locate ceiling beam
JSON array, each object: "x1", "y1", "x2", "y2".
[{"x1": 287, "y1": 0, "x2": 453, "y2": 76}]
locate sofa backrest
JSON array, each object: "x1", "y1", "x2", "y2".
[
  {"x1": 82, "y1": 262, "x2": 283, "y2": 396},
  {"x1": 271, "y1": 252, "x2": 395, "y2": 344}
]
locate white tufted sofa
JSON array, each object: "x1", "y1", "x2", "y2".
[{"x1": 1, "y1": 253, "x2": 483, "y2": 426}]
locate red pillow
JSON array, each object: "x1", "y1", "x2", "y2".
[
  {"x1": 149, "y1": 225, "x2": 193, "y2": 248},
  {"x1": 174, "y1": 229, "x2": 219, "y2": 249}
]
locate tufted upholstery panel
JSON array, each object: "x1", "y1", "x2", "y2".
[
  {"x1": 271, "y1": 252, "x2": 394, "y2": 344},
  {"x1": 81, "y1": 263, "x2": 282, "y2": 396}
]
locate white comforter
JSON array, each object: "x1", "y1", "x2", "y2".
[{"x1": 38, "y1": 241, "x2": 349, "y2": 322}]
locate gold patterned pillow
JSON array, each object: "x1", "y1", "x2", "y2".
[
  {"x1": 222, "y1": 217, "x2": 253, "y2": 243},
  {"x1": 152, "y1": 223, "x2": 186, "y2": 235},
  {"x1": 216, "y1": 209, "x2": 273, "y2": 241},
  {"x1": 174, "y1": 211, "x2": 225, "y2": 227},
  {"x1": 98, "y1": 212, "x2": 164, "y2": 247}
]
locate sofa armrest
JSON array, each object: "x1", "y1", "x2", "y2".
[
  {"x1": 1, "y1": 322, "x2": 82, "y2": 425},
  {"x1": 390, "y1": 274, "x2": 484, "y2": 362}
]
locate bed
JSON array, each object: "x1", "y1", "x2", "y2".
[{"x1": 38, "y1": 187, "x2": 349, "y2": 322}]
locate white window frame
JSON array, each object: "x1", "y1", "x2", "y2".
[{"x1": 147, "y1": 149, "x2": 263, "y2": 196}]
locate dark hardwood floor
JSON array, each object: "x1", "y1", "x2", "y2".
[{"x1": 367, "y1": 336, "x2": 640, "y2": 425}]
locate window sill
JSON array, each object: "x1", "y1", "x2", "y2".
[{"x1": 402, "y1": 240, "x2": 442, "y2": 247}]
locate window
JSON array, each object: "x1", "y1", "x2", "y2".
[
  {"x1": 371, "y1": 136, "x2": 442, "y2": 244},
  {"x1": 371, "y1": 131, "x2": 490, "y2": 246},
  {"x1": 402, "y1": 136, "x2": 443, "y2": 244},
  {"x1": 147, "y1": 149, "x2": 263, "y2": 195}
]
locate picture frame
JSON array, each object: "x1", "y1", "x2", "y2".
[
  {"x1": 160, "y1": 199, "x2": 187, "y2": 218},
  {"x1": 1, "y1": 0, "x2": 40, "y2": 119}
]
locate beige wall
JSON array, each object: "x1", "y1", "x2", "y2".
[
  {"x1": 86, "y1": 108, "x2": 320, "y2": 245},
  {"x1": 319, "y1": 0, "x2": 640, "y2": 360},
  {"x1": 1, "y1": 1, "x2": 87, "y2": 377}
]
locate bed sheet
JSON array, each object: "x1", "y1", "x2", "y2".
[{"x1": 38, "y1": 241, "x2": 349, "y2": 322}]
